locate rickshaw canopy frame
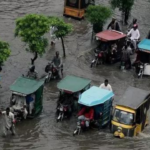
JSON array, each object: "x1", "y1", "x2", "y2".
[
  {"x1": 117, "y1": 86, "x2": 150, "y2": 110},
  {"x1": 10, "y1": 76, "x2": 44, "y2": 95},
  {"x1": 57, "y1": 75, "x2": 91, "y2": 93},
  {"x1": 78, "y1": 86, "x2": 114, "y2": 106}
]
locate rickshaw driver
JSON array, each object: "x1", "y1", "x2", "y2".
[
  {"x1": 127, "y1": 24, "x2": 140, "y2": 51},
  {"x1": 78, "y1": 106, "x2": 94, "y2": 128}
]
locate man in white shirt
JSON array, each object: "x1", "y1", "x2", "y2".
[
  {"x1": 0, "y1": 107, "x2": 16, "y2": 136},
  {"x1": 50, "y1": 26, "x2": 57, "y2": 46},
  {"x1": 127, "y1": 24, "x2": 140, "y2": 50},
  {"x1": 99, "y1": 79, "x2": 112, "y2": 91}
]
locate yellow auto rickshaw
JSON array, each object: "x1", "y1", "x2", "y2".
[
  {"x1": 111, "y1": 86, "x2": 150, "y2": 138},
  {"x1": 63, "y1": 0, "x2": 94, "y2": 19}
]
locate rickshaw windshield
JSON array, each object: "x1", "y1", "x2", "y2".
[
  {"x1": 66, "y1": 0, "x2": 79, "y2": 8},
  {"x1": 113, "y1": 109, "x2": 134, "y2": 125}
]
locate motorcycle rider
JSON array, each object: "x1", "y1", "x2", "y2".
[
  {"x1": 127, "y1": 24, "x2": 140, "y2": 51},
  {"x1": 78, "y1": 106, "x2": 94, "y2": 128},
  {"x1": 51, "y1": 51, "x2": 63, "y2": 78},
  {"x1": 107, "y1": 18, "x2": 121, "y2": 31},
  {"x1": 26, "y1": 65, "x2": 38, "y2": 79},
  {"x1": 128, "y1": 18, "x2": 138, "y2": 30}
]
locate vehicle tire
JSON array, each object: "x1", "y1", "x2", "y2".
[
  {"x1": 95, "y1": 59, "x2": 99, "y2": 67},
  {"x1": 91, "y1": 62, "x2": 94, "y2": 68},
  {"x1": 73, "y1": 129, "x2": 78, "y2": 136}
]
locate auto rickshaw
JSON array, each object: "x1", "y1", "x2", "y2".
[
  {"x1": 111, "y1": 86, "x2": 150, "y2": 138},
  {"x1": 10, "y1": 76, "x2": 44, "y2": 121},
  {"x1": 91, "y1": 30, "x2": 127, "y2": 67},
  {"x1": 73, "y1": 86, "x2": 114, "y2": 135},
  {"x1": 134, "y1": 39, "x2": 150, "y2": 78},
  {"x1": 63, "y1": 0, "x2": 94, "y2": 19},
  {"x1": 56, "y1": 75, "x2": 91, "y2": 122}
]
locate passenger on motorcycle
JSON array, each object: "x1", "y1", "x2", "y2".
[
  {"x1": 127, "y1": 24, "x2": 140, "y2": 51},
  {"x1": 107, "y1": 18, "x2": 121, "y2": 32},
  {"x1": 52, "y1": 51, "x2": 63, "y2": 78},
  {"x1": 121, "y1": 46, "x2": 131, "y2": 70},
  {"x1": 78, "y1": 106, "x2": 94, "y2": 128},
  {"x1": 110, "y1": 43, "x2": 117, "y2": 63},
  {"x1": 26, "y1": 65, "x2": 38, "y2": 79}
]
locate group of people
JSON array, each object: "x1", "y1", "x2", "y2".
[{"x1": 106, "y1": 17, "x2": 141, "y2": 70}]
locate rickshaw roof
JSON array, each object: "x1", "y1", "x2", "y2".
[
  {"x1": 96, "y1": 30, "x2": 126, "y2": 41},
  {"x1": 78, "y1": 86, "x2": 114, "y2": 106},
  {"x1": 138, "y1": 39, "x2": 150, "y2": 53},
  {"x1": 117, "y1": 86, "x2": 150, "y2": 109},
  {"x1": 57, "y1": 75, "x2": 91, "y2": 93},
  {"x1": 10, "y1": 76, "x2": 44, "y2": 95}
]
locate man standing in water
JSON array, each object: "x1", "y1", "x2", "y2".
[
  {"x1": 99, "y1": 79, "x2": 113, "y2": 91},
  {"x1": 0, "y1": 107, "x2": 16, "y2": 136}
]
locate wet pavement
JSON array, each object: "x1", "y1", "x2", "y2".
[{"x1": 0, "y1": 0, "x2": 150, "y2": 150}]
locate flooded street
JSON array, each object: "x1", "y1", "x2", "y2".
[{"x1": 0, "y1": 0, "x2": 150, "y2": 150}]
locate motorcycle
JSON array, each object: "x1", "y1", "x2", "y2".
[
  {"x1": 91, "y1": 49, "x2": 103, "y2": 68},
  {"x1": 133, "y1": 61, "x2": 144, "y2": 78},
  {"x1": 45, "y1": 62, "x2": 61, "y2": 83},
  {"x1": 73, "y1": 120, "x2": 87, "y2": 136},
  {"x1": 137, "y1": 62, "x2": 144, "y2": 78},
  {"x1": 126, "y1": 36, "x2": 140, "y2": 53},
  {"x1": 57, "y1": 103, "x2": 70, "y2": 122}
]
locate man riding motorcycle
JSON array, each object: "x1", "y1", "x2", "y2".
[
  {"x1": 127, "y1": 24, "x2": 140, "y2": 51},
  {"x1": 78, "y1": 106, "x2": 94, "y2": 128},
  {"x1": 51, "y1": 51, "x2": 63, "y2": 78}
]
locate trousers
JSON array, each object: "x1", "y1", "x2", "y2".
[{"x1": 78, "y1": 115, "x2": 90, "y2": 127}]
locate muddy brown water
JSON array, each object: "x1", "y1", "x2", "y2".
[{"x1": 0, "y1": 0, "x2": 150, "y2": 150}]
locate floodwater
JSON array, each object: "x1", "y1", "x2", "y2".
[{"x1": 0, "y1": 0, "x2": 150, "y2": 150}]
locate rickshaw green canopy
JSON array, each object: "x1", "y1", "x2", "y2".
[
  {"x1": 10, "y1": 76, "x2": 44, "y2": 95},
  {"x1": 57, "y1": 75, "x2": 91, "y2": 93}
]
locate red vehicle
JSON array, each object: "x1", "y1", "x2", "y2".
[{"x1": 91, "y1": 30, "x2": 127, "y2": 67}]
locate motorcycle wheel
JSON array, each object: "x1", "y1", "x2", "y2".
[
  {"x1": 95, "y1": 59, "x2": 99, "y2": 67},
  {"x1": 90, "y1": 62, "x2": 94, "y2": 68},
  {"x1": 73, "y1": 129, "x2": 78, "y2": 136}
]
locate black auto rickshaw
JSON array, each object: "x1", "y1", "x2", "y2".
[
  {"x1": 111, "y1": 86, "x2": 150, "y2": 138},
  {"x1": 10, "y1": 76, "x2": 44, "y2": 121},
  {"x1": 63, "y1": 0, "x2": 94, "y2": 19}
]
